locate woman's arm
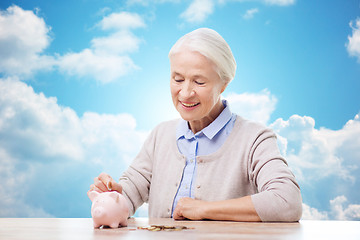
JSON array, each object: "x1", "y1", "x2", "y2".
[
  {"x1": 174, "y1": 128, "x2": 302, "y2": 222},
  {"x1": 173, "y1": 196, "x2": 261, "y2": 221}
]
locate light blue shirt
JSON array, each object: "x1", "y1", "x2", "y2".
[{"x1": 171, "y1": 100, "x2": 237, "y2": 215}]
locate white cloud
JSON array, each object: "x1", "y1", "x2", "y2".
[
  {"x1": 58, "y1": 11, "x2": 145, "y2": 83},
  {"x1": 81, "y1": 111, "x2": 148, "y2": 166},
  {"x1": 301, "y1": 203, "x2": 328, "y2": 220},
  {"x1": 105, "y1": 1, "x2": 295, "y2": 25},
  {"x1": 178, "y1": 0, "x2": 295, "y2": 23},
  {"x1": 270, "y1": 113, "x2": 360, "y2": 220},
  {"x1": 0, "y1": 77, "x2": 84, "y2": 161},
  {"x1": 180, "y1": 0, "x2": 215, "y2": 23},
  {"x1": 346, "y1": 18, "x2": 360, "y2": 63},
  {"x1": 98, "y1": 12, "x2": 145, "y2": 30},
  {"x1": 91, "y1": 31, "x2": 143, "y2": 55},
  {"x1": 0, "y1": 5, "x2": 55, "y2": 78},
  {"x1": 270, "y1": 114, "x2": 360, "y2": 182},
  {"x1": 225, "y1": 89, "x2": 277, "y2": 125},
  {"x1": 302, "y1": 196, "x2": 360, "y2": 221},
  {"x1": 0, "y1": 147, "x2": 54, "y2": 217},
  {"x1": 0, "y1": 5, "x2": 145, "y2": 83},
  {"x1": 330, "y1": 195, "x2": 360, "y2": 220},
  {"x1": 243, "y1": 8, "x2": 259, "y2": 19},
  {"x1": 58, "y1": 49, "x2": 138, "y2": 84},
  {"x1": 0, "y1": 77, "x2": 147, "y2": 217}
]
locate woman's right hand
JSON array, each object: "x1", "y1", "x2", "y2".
[{"x1": 88, "y1": 172, "x2": 123, "y2": 194}]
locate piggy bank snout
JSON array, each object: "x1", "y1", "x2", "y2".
[{"x1": 92, "y1": 206, "x2": 106, "y2": 219}]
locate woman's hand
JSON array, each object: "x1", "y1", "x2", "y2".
[
  {"x1": 173, "y1": 197, "x2": 207, "y2": 220},
  {"x1": 173, "y1": 196, "x2": 261, "y2": 222},
  {"x1": 88, "y1": 172, "x2": 123, "y2": 195}
]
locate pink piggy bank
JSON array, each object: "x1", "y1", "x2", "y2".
[{"x1": 87, "y1": 191, "x2": 129, "y2": 228}]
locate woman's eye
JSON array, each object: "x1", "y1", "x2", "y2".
[{"x1": 195, "y1": 81, "x2": 205, "y2": 85}]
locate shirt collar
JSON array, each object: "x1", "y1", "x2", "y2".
[
  {"x1": 176, "y1": 119, "x2": 192, "y2": 140},
  {"x1": 176, "y1": 99, "x2": 232, "y2": 140}
]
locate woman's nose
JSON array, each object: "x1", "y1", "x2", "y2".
[{"x1": 179, "y1": 82, "x2": 194, "y2": 98}]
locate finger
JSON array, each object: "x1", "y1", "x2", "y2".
[
  {"x1": 98, "y1": 173, "x2": 113, "y2": 190},
  {"x1": 94, "y1": 177, "x2": 108, "y2": 192},
  {"x1": 87, "y1": 185, "x2": 102, "y2": 199},
  {"x1": 172, "y1": 202, "x2": 183, "y2": 220},
  {"x1": 89, "y1": 184, "x2": 103, "y2": 193},
  {"x1": 98, "y1": 172, "x2": 112, "y2": 183},
  {"x1": 172, "y1": 208, "x2": 179, "y2": 219},
  {"x1": 173, "y1": 209, "x2": 185, "y2": 220},
  {"x1": 108, "y1": 180, "x2": 123, "y2": 193},
  {"x1": 175, "y1": 216, "x2": 186, "y2": 220}
]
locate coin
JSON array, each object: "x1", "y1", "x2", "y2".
[
  {"x1": 107, "y1": 182, "x2": 112, "y2": 191},
  {"x1": 150, "y1": 228, "x2": 161, "y2": 231},
  {"x1": 137, "y1": 225, "x2": 194, "y2": 232},
  {"x1": 164, "y1": 226, "x2": 175, "y2": 229}
]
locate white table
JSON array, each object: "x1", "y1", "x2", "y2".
[{"x1": 0, "y1": 218, "x2": 359, "y2": 240}]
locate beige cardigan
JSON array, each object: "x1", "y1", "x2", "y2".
[{"x1": 119, "y1": 116, "x2": 302, "y2": 221}]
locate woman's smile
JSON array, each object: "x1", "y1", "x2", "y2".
[{"x1": 180, "y1": 101, "x2": 200, "y2": 108}]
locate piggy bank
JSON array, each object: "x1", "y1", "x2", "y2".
[{"x1": 87, "y1": 191, "x2": 129, "y2": 228}]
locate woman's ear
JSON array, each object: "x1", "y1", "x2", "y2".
[{"x1": 220, "y1": 82, "x2": 228, "y2": 94}]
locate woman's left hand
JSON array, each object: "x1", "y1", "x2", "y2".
[{"x1": 173, "y1": 197, "x2": 207, "y2": 220}]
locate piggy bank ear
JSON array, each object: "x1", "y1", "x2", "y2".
[
  {"x1": 109, "y1": 192, "x2": 119, "y2": 203},
  {"x1": 87, "y1": 191, "x2": 99, "y2": 202}
]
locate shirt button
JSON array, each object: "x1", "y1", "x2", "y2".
[
  {"x1": 175, "y1": 183, "x2": 178, "y2": 187},
  {"x1": 190, "y1": 159, "x2": 194, "y2": 163},
  {"x1": 197, "y1": 185, "x2": 201, "y2": 189}
]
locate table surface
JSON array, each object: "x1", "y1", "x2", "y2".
[{"x1": 0, "y1": 218, "x2": 360, "y2": 240}]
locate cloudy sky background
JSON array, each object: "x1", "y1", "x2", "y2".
[{"x1": 0, "y1": 0, "x2": 359, "y2": 220}]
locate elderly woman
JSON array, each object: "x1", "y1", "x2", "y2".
[{"x1": 89, "y1": 28, "x2": 302, "y2": 222}]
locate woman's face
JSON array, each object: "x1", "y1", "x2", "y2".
[{"x1": 170, "y1": 50, "x2": 226, "y2": 123}]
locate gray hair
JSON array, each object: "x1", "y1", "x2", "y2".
[{"x1": 169, "y1": 28, "x2": 236, "y2": 85}]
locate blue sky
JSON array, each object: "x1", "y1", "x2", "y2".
[{"x1": 0, "y1": 0, "x2": 359, "y2": 220}]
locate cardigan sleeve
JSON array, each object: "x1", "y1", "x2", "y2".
[
  {"x1": 118, "y1": 128, "x2": 156, "y2": 216},
  {"x1": 249, "y1": 129, "x2": 303, "y2": 222}
]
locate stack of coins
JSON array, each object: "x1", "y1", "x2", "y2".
[{"x1": 137, "y1": 225, "x2": 194, "y2": 232}]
